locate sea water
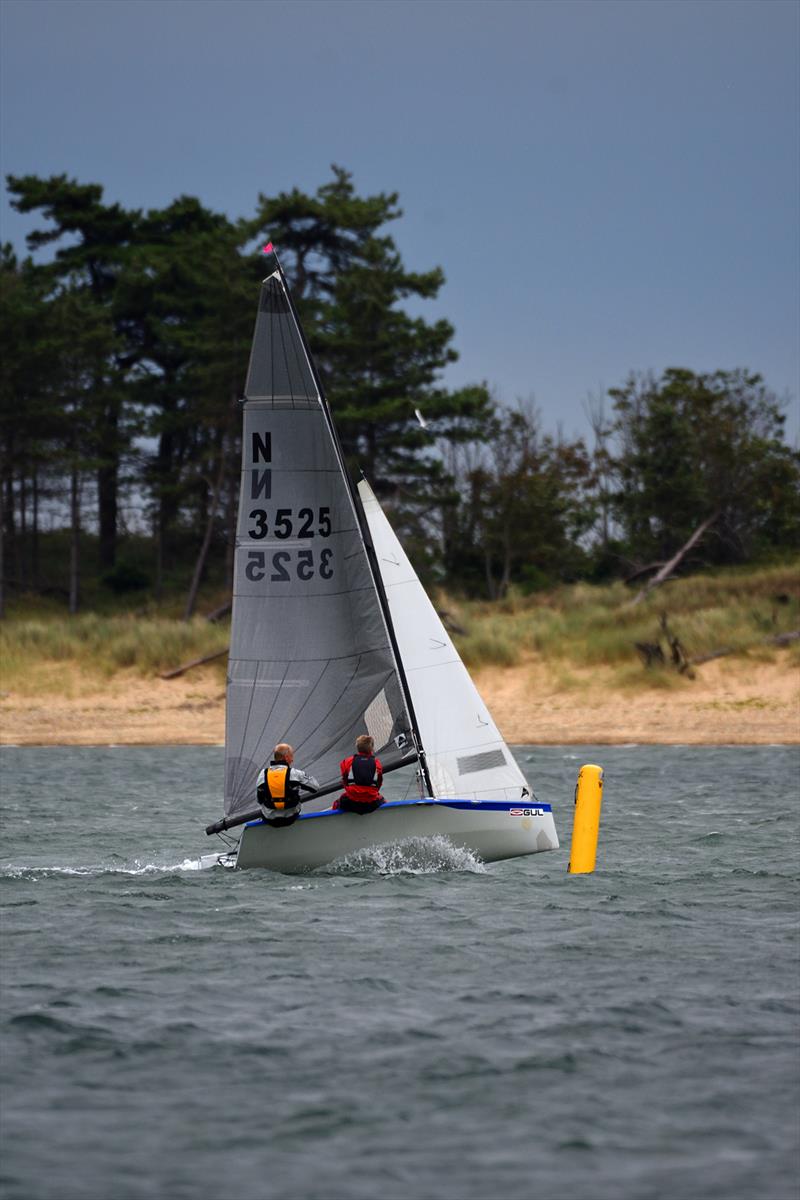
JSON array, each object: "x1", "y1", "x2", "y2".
[{"x1": 0, "y1": 745, "x2": 798, "y2": 1200}]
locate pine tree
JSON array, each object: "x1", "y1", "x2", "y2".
[
  {"x1": 609, "y1": 368, "x2": 800, "y2": 569},
  {"x1": 6, "y1": 175, "x2": 139, "y2": 570},
  {"x1": 252, "y1": 167, "x2": 492, "y2": 504}
]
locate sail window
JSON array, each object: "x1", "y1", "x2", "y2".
[
  {"x1": 364, "y1": 688, "x2": 394, "y2": 748},
  {"x1": 456, "y1": 749, "x2": 507, "y2": 775}
]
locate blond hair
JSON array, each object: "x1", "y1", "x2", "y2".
[{"x1": 355, "y1": 734, "x2": 374, "y2": 755}]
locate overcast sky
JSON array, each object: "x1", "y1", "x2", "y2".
[{"x1": 1, "y1": 0, "x2": 798, "y2": 443}]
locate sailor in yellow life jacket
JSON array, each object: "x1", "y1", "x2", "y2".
[{"x1": 255, "y1": 743, "x2": 319, "y2": 828}]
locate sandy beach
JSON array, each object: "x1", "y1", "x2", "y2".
[{"x1": 1, "y1": 653, "x2": 797, "y2": 746}]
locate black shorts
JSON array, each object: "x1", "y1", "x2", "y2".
[
  {"x1": 264, "y1": 811, "x2": 300, "y2": 828},
  {"x1": 338, "y1": 795, "x2": 385, "y2": 815}
]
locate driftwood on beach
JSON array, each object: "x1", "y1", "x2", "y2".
[
  {"x1": 159, "y1": 649, "x2": 229, "y2": 679},
  {"x1": 204, "y1": 601, "x2": 232, "y2": 623},
  {"x1": 635, "y1": 623, "x2": 799, "y2": 676},
  {"x1": 688, "y1": 630, "x2": 800, "y2": 667},
  {"x1": 635, "y1": 613, "x2": 695, "y2": 677}
]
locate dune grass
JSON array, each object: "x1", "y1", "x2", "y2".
[
  {"x1": 449, "y1": 561, "x2": 800, "y2": 678},
  {"x1": 1, "y1": 561, "x2": 797, "y2": 696},
  {"x1": 0, "y1": 612, "x2": 230, "y2": 693}
]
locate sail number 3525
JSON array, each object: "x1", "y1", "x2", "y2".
[{"x1": 248, "y1": 506, "x2": 331, "y2": 539}]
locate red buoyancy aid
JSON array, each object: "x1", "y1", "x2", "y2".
[{"x1": 340, "y1": 753, "x2": 384, "y2": 803}]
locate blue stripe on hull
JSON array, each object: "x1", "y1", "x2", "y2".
[{"x1": 245, "y1": 798, "x2": 552, "y2": 828}]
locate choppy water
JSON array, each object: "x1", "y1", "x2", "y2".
[{"x1": 1, "y1": 745, "x2": 798, "y2": 1200}]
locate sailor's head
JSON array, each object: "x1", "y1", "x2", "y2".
[
  {"x1": 356, "y1": 734, "x2": 374, "y2": 755},
  {"x1": 273, "y1": 743, "x2": 294, "y2": 764}
]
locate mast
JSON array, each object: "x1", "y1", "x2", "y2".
[{"x1": 264, "y1": 247, "x2": 435, "y2": 798}]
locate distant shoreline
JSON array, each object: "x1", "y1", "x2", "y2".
[
  {"x1": 2, "y1": 737, "x2": 796, "y2": 747},
  {"x1": 1, "y1": 653, "x2": 797, "y2": 748}
]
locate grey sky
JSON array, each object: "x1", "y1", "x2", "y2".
[{"x1": 1, "y1": 0, "x2": 798, "y2": 443}]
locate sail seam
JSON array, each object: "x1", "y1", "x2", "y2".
[
  {"x1": 229, "y1": 660, "x2": 288, "y2": 802},
  {"x1": 278, "y1": 273, "x2": 318, "y2": 407},
  {"x1": 270, "y1": 282, "x2": 276, "y2": 402},
  {"x1": 276, "y1": 294, "x2": 290, "y2": 405},
  {"x1": 290, "y1": 656, "x2": 364, "y2": 760},
  {"x1": 405, "y1": 659, "x2": 463, "y2": 673},
  {"x1": 228, "y1": 647, "x2": 399, "y2": 665},
  {"x1": 226, "y1": 583, "x2": 388, "y2": 609},
  {"x1": 231, "y1": 659, "x2": 324, "y2": 803},
  {"x1": 276, "y1": 294, "x2": 295, "y2": 408},
  {"x1": 430, "y1": 740, "x2": 519, "y2": 759}
]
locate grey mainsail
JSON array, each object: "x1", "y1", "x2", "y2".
[{"x1": 224, "y1": 255, "x2": 413, "y2": 819}]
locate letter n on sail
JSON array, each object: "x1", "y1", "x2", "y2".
[
  {"x1": 251, "y1": 432, "x2": 271, "y2": 498},
  {"x1": 252, "y1": 432, "x2": 271, "y2": 462},
  {"x1": 250, "y1": 469, "x2": 271, "y2": 500}
]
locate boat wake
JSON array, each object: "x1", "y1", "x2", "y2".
[
  {"x1": 4, "y1": 841, "x2": 483, "y2": 879},
  {"x1": 324, "y1": 834, "x2": 486, "y2": 876},
  {"x1": 1, "y1": 857, "x2": 216, "y2": 880}
]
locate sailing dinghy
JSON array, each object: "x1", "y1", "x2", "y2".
[{"x1": 204, "y1": 248, "x2": 558, "y2": 872}]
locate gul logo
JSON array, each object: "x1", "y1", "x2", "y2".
[{"x1": 510, "y1": 807, "x2": 544, "y2": 817}]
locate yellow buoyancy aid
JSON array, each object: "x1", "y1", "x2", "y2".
[{"x1": 259, "y1": 763, "x2": 300, "y2": 811}]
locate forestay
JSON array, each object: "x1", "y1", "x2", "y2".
[
  {"x1": 224, "y1": 260, "x2": 413, "y2": 820},
  {"x1": 358, "y1": 479, "x2": 531, "y2": 802}
]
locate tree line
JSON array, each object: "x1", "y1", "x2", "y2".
[{"x1": 1, "y1": 167, "x2": 797, "y2": 615}]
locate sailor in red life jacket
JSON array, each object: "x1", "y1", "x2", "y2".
[
  {"x1": 336, "y1": 734, "x2": 385, "y2": 814},
  {"x1": 255, "y1": 743, "x2": 319, "y2": 828}
]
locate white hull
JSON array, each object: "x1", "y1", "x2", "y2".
[{"x1": 232, "y1": 799, "x2": 559, "y2": 873}]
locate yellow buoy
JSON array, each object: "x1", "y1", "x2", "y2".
[{"x1": 568, "y1": 763, "x2": 604, "y2": 874}]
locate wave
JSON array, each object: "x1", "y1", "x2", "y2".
[
  {"x1": 324, "y1": 834, "x2": 486, "y2": 876},
  {"x1": 0, "y1": 856, "x2": 217, "y2": 880},
  {"x1": 2, "y1": 839, "x2": 485, "y2": 879}
]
